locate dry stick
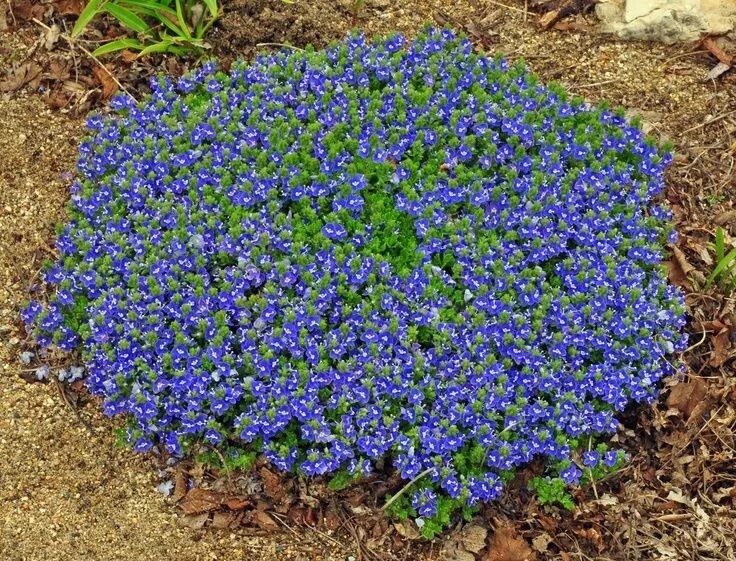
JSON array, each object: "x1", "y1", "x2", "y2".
[
  {"x1": 256, "y1": 42, "x2": 306, "y2": 52},
  {"x1": 485, "y1": 0, "x2": 527, "y2": 14},
  {"x1": 31, "y1": 18, "x2": 136, "y2": 100},
  {"x1": 54, "y1": 378, "x2": 95, "y2": 434},
  {"x1": 380, "y1": 467, "x2": 434, "y2": 512},
  {"x1": 680, "y1": 108, "x2": 736, "y2": 136}
]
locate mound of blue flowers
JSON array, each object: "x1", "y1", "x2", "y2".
[{"x1": 25, "y1": 28, "x2": 686, "y2": 529}]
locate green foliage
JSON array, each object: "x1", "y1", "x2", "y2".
[
  {"x1": 706, "y1": 227, "x2": 736, "y2": 293},
  {"x1": 528, "y1": 476, "x2": 575, "y2": 510},
  {"x1": 72, "y1": 0, "x2": 220, "y2": 57},
  {"x1": 196, "y1": 447, "x2": 258, "y2": 471},
  {"x1": 327, "y1": 468, "x2": 360, "y2": 491}
]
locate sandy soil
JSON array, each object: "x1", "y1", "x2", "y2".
[{"x1": 1, "y1": 1, "x2": 735, "y2": 560}]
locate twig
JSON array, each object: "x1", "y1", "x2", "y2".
[
  {"x1": 574, "y1": 79, "x2": 618, "y2": 89},
  {"x1": 380, "y1": 467, "x2": 433, "y2": 512},
  {"x1": 658, "y1": 49, "x2": 710, "y2": 70},
  {"x1": 54, "y1": 378, "x2": 94, "y2": 434},
  {"x1": 31, "y1": 18, "x2": 136, "y2": 100},
  {"x1": 680, "y1": 108, "x2": 736, "y2": 136},
  {"x1": 6, "y1": 0, "x2": 16, "y2": 26},
  {"x1": 485, "y1": 0, "x2": 527, "y2": 14},
  {"x1": 256, "y1": 42, "x2": 306, "y2": 52}
]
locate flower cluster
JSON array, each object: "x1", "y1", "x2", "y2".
[{"x1": 25, "y1": 28, "x2": 686, "y2": 522}]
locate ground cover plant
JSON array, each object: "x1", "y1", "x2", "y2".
[{"x1": 24, "y1": 27, "x2": 687, "y2": 536}]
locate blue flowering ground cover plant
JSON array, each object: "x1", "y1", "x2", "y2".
[{"x1": 24, "y1": 28, "x2": 687, "y2": 535}]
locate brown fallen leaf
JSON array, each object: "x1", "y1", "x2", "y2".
[
  {"x1": 177, "y1": 512, "x2": 209, "y2": 529},
  {"x1": 667, "y1": 378, "x2": 707, "y2": 418},
  {"x1": 211, "y1": 511, "x2": 238, "y2": 529},
  {"x1": 714, "y1": 210, "x2": 736, "y2": 226},
  {"x1": 44, "y1": 23, "x2": 60, "y2": 51},
  {"x1": 260, "y1": 467, "x2": 286, "y2": 503},
  {"x1": 393, "y1": 519, "x2": 421, "y2": 540},
  {"x1": 485, "y1": 522, "x2": 537, "y2": 561},
  {"x1": 46, "y1": 89, "x2": 70, "y2": 110},
  {"x1": 173, "y1": 468, "x2": 188, "y2": 502},
  {"x1": 461, "y1": 524, "x2": 489, "y2": 554},
  {"x1": 703, "y1": 36, "x2": 734, "y2": 66},
  {"x1": 253, "y1": 510, "x2": 279, "y2": 532},
  {"x1": 180, "y1": 488, "x2": 224, "y2": 515},
  {"x1": 710, "y1": 326, "x2": 733, "y2": 366},
  {"x1": 92, "y1": 66, "x2": 118, "y2": 100},
  {"x1": 665, "y1": 259, "x2": 690, "y2": 290},
  {"x1": 531, "y1": 532, "x2": 552, "y2": 554},
  {"x1": 56, "y1": 0, "x2": 84, "y2": 15},
  {"x1": 10, "y1": 0, "x2": 44, "y2": 20},
  {"x1": 440, "y1": 541, "x2": 475, "y2": 561},
  {"x1": 222, "y1": 495, "x2": 251, "y2": 510},
  {"x1": 537, "y1": 0, "x2": 595, "y2": 30},
  {"x1": 0, "y1": 62, "x2": 43, "y2": 92}
]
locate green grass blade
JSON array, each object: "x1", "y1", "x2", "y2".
[
  {"x1": 72, "y1": 0, "x2": 105, "y2": 37},
  {"x1": 174, "y1": 0, "x2": 192, "y2": 40},
  {"x1": 117, "y1": 0, "x2": 177, "y2": 16},
  {"x1": 706, "y1": 247, "x2": 736, "y2": 289},
  {"x1": 104, "y1": 3, "x2": 151, "y2": 33},
  {"x1": 92, "y1": 37, "x2": 145, "y2": 56},
  {"x1": 715, "y1": 227, "x2": 725, "y2": 262},
  {"x1": 201, "y1": 0, "x2": 218, "y2": 18},
  {"x1": 137, "y1": 40, "x2": 175, "y2": 57}
]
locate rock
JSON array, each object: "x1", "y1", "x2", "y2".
[{"x1": 596, "y1": 0, "x2": 736, "y2": 44}]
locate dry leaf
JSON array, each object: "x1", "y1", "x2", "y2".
[
  {"x1": 531, "y1": 533, "x2": 552, "y2": 553},
  {"x1": 461, "y1": 524, "x2": 489, "y2": 554},
  {"x1": 703, "y1": 37, "x2": 733, "y2": 66},
  {"x1": 56, "y1": 0, "x2": 84, "y2": 15},
  {"x1": 120, "y1": 50, "x2": 139, "y2": 63},
  {"x1": 173, "y1": 468, "x2": 188, "y2": 502},
  {"x1": 665, "y1": 259, "x2": 690, "y2": 290},
  {"x1": 10, "y1": 0, "x2": 44, "y2": 20},
  {"x1": 212, "y1": 511, "x2": 238, "y2": 529},
  {"x1": 260, "y1": 467, "x2": 286, "y2": 503},
  {"x1": 714, "y1": 210, "x2": 736, "y2": 226},
  {"x1": 44, "y1": 24, "x2": 60, "y2": 51},
  {"x1": 92, "y1": 66, "x2": 118, "y2": 100},
  {"x1": 667, "y1": 378, "x2": 707, "y2": 418},
  {"x1": 180, "y1": 488, "x2": 224, "y2": 515},
  {"x1": 0, "y1": 63, "x2": 43, "y2": 92},
  {"x1": 440, "y1": 541, "x2": 475, "y2": 561},
  {"x1": 222, "y1": 495, "x2": 251, "y2": 510},
  {"x1": 485, "y1": 522, "x2": 537, "y2": 561},
  {"x1": 710, "y1": 327, "x2": 733, "y2": 366},
  {"x1": 177, "y1": 513, "x2": 208, "y2": 529},
  {"x1": 393, "y1": 520, "x2": 421, "y2": 540},
  {"x1": 253, "y1": 510, "x2": 279, "y2": 532},
  {"x1": 46, "y1": 89, "x2": 70, "y2": 110}
]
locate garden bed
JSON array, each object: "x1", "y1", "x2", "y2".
[{"x1": 1, "y1": 2, "x2": 735, "y2": 560}]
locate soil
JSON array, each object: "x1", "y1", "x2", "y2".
[{"x1": 1, "y1": 1, "x2": 735, "y2": 560}]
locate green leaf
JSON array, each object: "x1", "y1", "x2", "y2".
[
  {"x1": 117, "y1": 0, "x2": 177, "y2": 16},
  {"x1": 92, "y1": 37, "x2": 145, "y2": 56},
  {"x1": 706, "y1": 247, "x2": 736, "y2": 289},
  {"x1": 200, "y1": 0, "x2": 218, "y2": 18},
  {"x1": 174, "y1": 0, "x2": 192, "y2": 40},
  {"x1": 72, "y1": 0, "x2": 105, "y2": 38},
  {"x1": 103, "y1": 2, "x2": 151, "y2": 33}
]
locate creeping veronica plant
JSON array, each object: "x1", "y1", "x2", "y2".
[{"x1": 24, "y1": 28, "x2": 686, "y2": 533}]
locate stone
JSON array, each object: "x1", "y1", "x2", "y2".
[{"x1": 596, "y1": 0, "x2": 736, "y2": 44}]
